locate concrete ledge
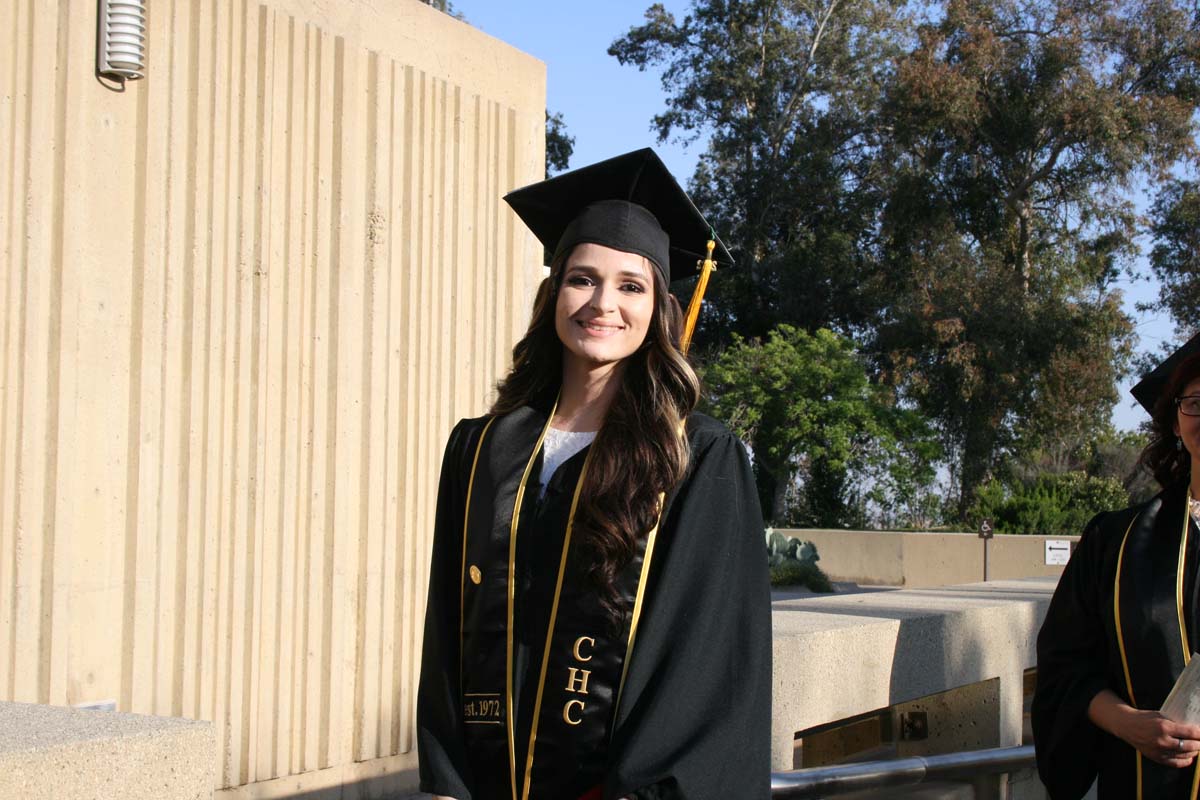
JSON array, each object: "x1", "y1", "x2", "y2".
[
  {"x1": 783, "y1": 529, "x2": 1078, "y2": 587},
  {"x1": 771, "y1": 578, "x2": 1056, "y2": 772},
  {"x1": 0, "y1": 702, "x2": 215, "y2": 800}
]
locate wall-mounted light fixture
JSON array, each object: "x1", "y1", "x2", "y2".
[{"x1": 96, "y1": 0, "x2": 146, "y2": 82}]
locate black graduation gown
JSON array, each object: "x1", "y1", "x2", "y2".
[
  {"x1": 1032, "y1": 484, "x2": 1200, "y2": 799},
  {"x1": 416, "y1": 406, "x2": 772, "y2": 800}
]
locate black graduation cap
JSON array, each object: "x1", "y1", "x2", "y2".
[
  {"x1": 503, "y1": 148, "x2": 733, "y2": 284},
  {"x1": 1131, "y1": 332, "x2": 1200, "y2": 414}
]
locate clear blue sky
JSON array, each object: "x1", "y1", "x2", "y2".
[
  {"x1": 450, "y1": 1, "x2": 704, "y2": 175},
  {"x1": 451, "y1": 0, "x2": 1176, "y2": 433}
]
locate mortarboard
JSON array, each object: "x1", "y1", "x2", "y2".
[
  {"x1": 504, "y1": 148, "x2": 731, "y2": 353},
  {"x1": 1131, "y1": 332, "x2": 1200, "y2": 414},
  {"x1": 503, "y1": 148, "x2": 733, "y2": 285}
]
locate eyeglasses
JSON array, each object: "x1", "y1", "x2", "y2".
[{"x1": 1177, "y1": 396, "x2": 1200, "y2": 417}]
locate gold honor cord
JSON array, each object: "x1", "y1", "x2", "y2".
[
  {"x1": 1183, "y1": 490, "x2": 1200, "y2": 800},
  {"x1": 613, "y1": 513, "x2": 661, "y2": 719},
  {"x1": 460, "y1": 417, "x2": 498, "y2": 692},
  {"x1": 505, "y1": 397, "x2": 560, "y2": 800},
  {"x1": 680, "y1": 239, "x2": 717, "y2": 354},
  {"x1": 1178, "y1": 492, "x2": 1192, "y2": 668},
  {"x1": 1113, "y1": 513, "x2": 1141, "y2": 800},
  {"x1": 521, "y1": 448, "x2": 595, "y2": 800}
]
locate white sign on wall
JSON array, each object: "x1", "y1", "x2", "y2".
[{"x1": 1045, "y1": 540, "x2": 1071, "y2": 566}]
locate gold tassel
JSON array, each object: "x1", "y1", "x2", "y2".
[{"x1": 680, "y1": 239, "x2": 716, "y2": 355}]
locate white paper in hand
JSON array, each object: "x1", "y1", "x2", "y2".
[{"x1": 1161, "y1": 654, "x2": 1200, "y2": 725}]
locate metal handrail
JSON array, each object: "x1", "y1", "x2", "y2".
[{"x1": 770, "y1": 744, "x2": 1036, "y2": 798}]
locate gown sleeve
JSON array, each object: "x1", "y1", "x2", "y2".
[
  {"x1": 605, "y1": 428, "x2": 773, "y2": 800},
  {"x1": 417, "y1": 420, "x2": 475, "y2": 799},
  {"x1": 1031, "y1": 511, "x2": 1117, "y2": 800}
]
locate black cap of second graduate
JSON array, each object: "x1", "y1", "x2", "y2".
[
  {"x1": 1131, "y1": 331, "x2": 1200, "y2": 414},
  {"x1": 503, "y1": 148, "x2": 733, "y2": 284}
]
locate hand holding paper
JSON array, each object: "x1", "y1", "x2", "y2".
[{"x1": 1162, "y1": 654, "x2": 1200, "y2": 726}]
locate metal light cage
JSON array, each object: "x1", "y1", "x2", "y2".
[{"x1": 96, "y1": 0, "x2": 146, "y2": 81}]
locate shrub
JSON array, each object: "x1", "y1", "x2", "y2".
[
  {"x1": 968, "y1": 471, "x2": 1128, "y2": 535},
  {"x1": 769, "y1": 560, "x2": 834, "y2": 591},
  {"x1": 765, "y1": 529, "x2": 834, "y2": 591}
]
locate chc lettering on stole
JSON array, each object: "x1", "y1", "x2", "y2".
[{"x1": 562, "y1": 635, "x2": 594, "y2": 726}]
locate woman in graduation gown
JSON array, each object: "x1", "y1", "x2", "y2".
[
  {"x1": 416, "y1": 150, "x2": 772, "y2": 800},
  {"x1": 1033, "y1": 337, "x2": 1200, "y2": 799}
]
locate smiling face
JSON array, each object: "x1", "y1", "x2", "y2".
[
  {"x1": 1176, "y1": 376, "x2": 1200, "y2": 461},
  {"x1": 554, "y1": 242, "x2": 656, "y2": 372}
]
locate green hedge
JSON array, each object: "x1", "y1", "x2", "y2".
[
  {"x1": 968, "y1": 471, "x2": 1128, "y2": 535},
  {"x1": 769, "y1": 560, "x2": 834, "y2": 591}
]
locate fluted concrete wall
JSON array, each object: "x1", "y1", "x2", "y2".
[{"x1": 0, "y1": 0, "x2": 545, "y2": 794}]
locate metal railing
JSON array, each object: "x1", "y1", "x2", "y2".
[{"x1": 770, "y1": 744, "x2": 1036, "y2": 798}]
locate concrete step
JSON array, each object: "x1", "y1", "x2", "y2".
[{"x1": 0, "y1": 701, "x2": 214, "y2": 800}]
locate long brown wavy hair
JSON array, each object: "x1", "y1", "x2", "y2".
[
  {"x1": 1140, "y1": 352, "x2": 1200, "y2": 490},
  {"x1": 490, "y1": 248, "x2": 701, "y2": 622}
]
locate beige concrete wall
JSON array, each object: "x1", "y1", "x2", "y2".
[
  {"x1": 1, "y1": 0, "x2": 545, "y2": 794},
  {"x1": 787, "y1": 529, "x2": 1080, "y2": 588}
]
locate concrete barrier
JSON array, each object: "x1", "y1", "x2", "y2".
[
  {"x1": 771, "y1": 578, "x2": 1056, "y2": 797},
  {"x1": 0, "y1": 702, "x2": 215, "y2": 799},
  {"x1": 347, "y1": 580, "x2": 1061, "y2": 798},
  {"x1": 784, "y1": 529, "x2": 1080, "y2": 587}
]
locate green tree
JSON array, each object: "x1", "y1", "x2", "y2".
[
  {"x1": 610, "y1": 0, "x2": 913, "y2": 344},
  {"x1": 1148, "y1": 179, "x2": 1200, "y2": 333},
  {"x1": 971, "y1": 424, "x2": 1150, "y2": 535},
  {"x1": 420, "y1": 0, "x2": 465, "y2": 20},
  {"x1": 1087, "y1": 429, "x2": 1158, "y2": 504},
  {"x1": 1008, "y1": 426, "x2": 1156, "y2": 502},
  {"x1": 873, "y1": 0, "x2": 1198, "y2": 512},
  {"x1": 702, "y1": 325, "x2": 940, "y2": 527},
  {"x1": 615, "y1": 0, "x2": 1200, "y2": 518},
  {"x1": 545, "y1": 110, "x2": 575, "y2": 175}
]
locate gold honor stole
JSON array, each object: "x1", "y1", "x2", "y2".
[
  {"x1": 1114, "y1": 491, "x2": 1200, "y2": 799},
  {"x1": 457, "y1": 400, "x2": 660, "y2": 800}
]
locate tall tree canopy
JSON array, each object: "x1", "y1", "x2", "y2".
[
  {"x1": 615, "y1": 0, "x2": 1200, "y2": 517},
  {"x1": 874, "y1": 0, "x2": 1199, "y2": 509},
  {"x1": 1149, "y1": 178, "x2": 1200, "y2": 334},
  {"x1": 610, "y1": 0, "x2": 913, "y2": 344},
  {"x1": 420, "y1": 0, "x2": 465, "y2": 20},
  {"x1": 545, "y1": 110, "x2": 575, "y2": 174}
]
